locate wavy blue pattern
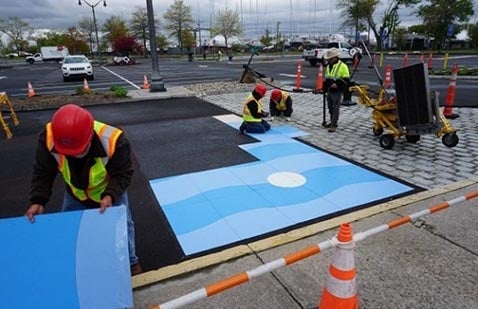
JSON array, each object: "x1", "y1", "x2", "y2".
[{"x1": 149, "y1": 123, "x2": 414, "y2": 255}]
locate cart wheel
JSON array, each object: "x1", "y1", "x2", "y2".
[
  {"x1": 372, "y1": 126, "x2": 383, "y2": 136},
  {"x1": 442, "y1": 132, "x2": 459, "y2": 148},
  {"x1": 379, "y1": 134, "x2": 395, "y2": 149},
  {"x1": 405, "y1": 134, "x2": 420, "y2": 143}
]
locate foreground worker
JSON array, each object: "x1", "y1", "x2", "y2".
[
  {"x1": 25, "y1": 104, "x2": 142, "y2": 276},
  {"x1": 239, "y1": 84, "x2": 270, "y2": 134},
  {"x1": 323, "y1": 48, "x2": 350, "y2": 132},
  {"x1": 269, "y1": 89, "x2": 293, "y2": 121}
]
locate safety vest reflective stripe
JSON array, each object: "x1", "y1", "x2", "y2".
[
  {"x1": 45, "y1": 120, "x2": 123, "y2": 202},
  {"x1": 325, "y1": 61, "x2": 349, "y2": 80},
  {"x1": 242, "y1": 94, "x2": 263, "y2": 123}
]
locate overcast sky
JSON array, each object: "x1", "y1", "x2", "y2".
[{"x1": 1, "y1": 0, "x2": 476, "y2": 39}]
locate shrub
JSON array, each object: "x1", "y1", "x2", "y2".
[{"x1": 110, "y1": 85, "x2": 128, "y2": 97}]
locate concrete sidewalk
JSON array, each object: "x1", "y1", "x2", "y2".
[{"x1": 129, "y1": 85, "x2": 477, "y2": 308}]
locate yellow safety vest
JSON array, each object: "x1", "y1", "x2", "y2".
[
  {"x1": 45, "y1": 121, "x2": 122, "y2": 202},
  {"x1": 274, "y1": 91, "x2": 290, "y2": 111},
  {"x1": 325, "y1": 60, "x2": 350, "y2": 80},
  {"x1": 242, "y1": 94, "x2": 263, "y2": 123}
]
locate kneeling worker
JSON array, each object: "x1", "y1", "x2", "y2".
[
  {"x1": 239, "y1": 84, "x2": 271, "y2": 134},
  {"x1": 269, "y1": 89, "x2": 293, "y2": 121}
]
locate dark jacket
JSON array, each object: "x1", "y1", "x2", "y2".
[
  {"x1": 246, "y1": 91, "x2": 267, "y2": 119},
  {"x1": 29, "y1": 129, "x2": 134, "y2": 208}
]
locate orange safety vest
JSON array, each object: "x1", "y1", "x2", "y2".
[
  {"x1": 45, "y1": 121, "x2": 122, "y2": 202},
  {"x1": 242, "y1": 94, "x2": 263, "y2": 123}
]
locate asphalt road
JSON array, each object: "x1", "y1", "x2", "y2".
[{"x1": 1, "y1": 53, "x2": 477, "y2": 107}]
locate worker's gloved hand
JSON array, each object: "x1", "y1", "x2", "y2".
[
  {"x1": 25, "y1": 204, "x2": 45, "y2": 223},
  {"x1": 262, "y1": 112, "x2": 269, "y2": 118}
]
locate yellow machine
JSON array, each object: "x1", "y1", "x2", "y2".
[
  {"x1": 0, "y1": 92, "x2": 20, "y2": 139},
  {"x1": 349, "y1": 84, "x2": 458, "y2": 149}
]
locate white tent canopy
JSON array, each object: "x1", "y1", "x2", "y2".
[{"x1": 208, "y1": 35, "x2": 241, "y2": 47}]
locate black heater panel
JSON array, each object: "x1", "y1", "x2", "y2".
[{"x1": 393, "y1": 63, "x2": 433, "y2": 127}]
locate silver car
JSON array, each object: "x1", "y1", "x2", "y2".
[{"x1": 62, "y1": 55, "x2": 94, "y2": 82}]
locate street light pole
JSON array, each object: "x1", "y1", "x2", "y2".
[
  {"x1": 78, "y1": 0, "x2": 106, "y2": 63},
  {"x1": 146, "y1": 0, "x2": 166, "y2": 92}
]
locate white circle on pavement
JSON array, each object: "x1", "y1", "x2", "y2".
[{"x1": 267, "y1": 172, "x2": 306, "y2": 188}]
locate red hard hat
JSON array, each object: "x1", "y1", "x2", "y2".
[
  {"x1": 51, "y1": 104, "x2": 94, "y2": 156},
  {"x1": 271, "y1": 89, "x2": 282, "y2": 101},
  {"x1": 254, "y1": 84, "x2": 267, "y2": 98}
]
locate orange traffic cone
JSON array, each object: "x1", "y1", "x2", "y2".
[
  {"x1": 443, "y1": 64, "x2": 459, "y2": 119},
  {"x1": 403, "y1": 52, "x2": 408, "y2": 67},
  {"x1": 319, "y1": 223, "x2": 358, "y2": 309},
  {"x1": 27, "y1": 82, "x2": 36, "y2": 97},
  {"x1": 142, "y1": 75, "x2": 150, "y2": 90},
  {"x1": 384, "y1": 64, "x2": 392, "y2": 89},
  {"x1": 427, "y1": 53, "x2": 433, "y2": 70},
  {"x1": 292, "y1": 61, "x2": 303, "y2": 92},
  {"x1": 315, "y1": 63, "x2": 324, "y2": 93},
  {"x1": 368, "y1": 53, "x2": 376, "y2": 68},
  {"x1": 83, "y1": 78, "x2": 90, "y2": 93}
]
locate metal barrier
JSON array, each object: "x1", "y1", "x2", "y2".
[
  {"x1": 0, "y1": 92, "x2": 19, "y2": 139},
  {"x1": 150, "y1": 190, "x2": 478, "y2": 309}
]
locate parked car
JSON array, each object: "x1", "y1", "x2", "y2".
[
  {"x1": 61, "y1": 55, "x2": 94, "y2": 82},
  {"x1": 113, "y1": 56, "x2": 135, "y2": 65}
]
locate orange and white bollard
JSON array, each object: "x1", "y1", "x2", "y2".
[
  {"x1": 443, "y1": 64, "x2": 459, "y2": 119},
  {"x1": 319, "y1": 223, "x2": 358, "y2": 309},
  {"x1": 293, "y1": 61, "x2": 303, "y2": 92},
  {"x1": 384, "y1": 64, "x2": 392, "y2": 89}
]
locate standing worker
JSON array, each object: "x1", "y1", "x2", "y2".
[
  {"x1": 269, "y1": 89, "x2": 293, "y2": 121},
  {"x1": 25, "y1": 104, "x2": 142, "y2": 276},
  {"x1": 239, "y1": 84, "x2": 270, "y2": 134},
  {"x1": 323, "y1": 48, "x2": 350, "y2": 132}
]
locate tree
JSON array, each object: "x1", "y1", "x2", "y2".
[
  {"x1": 260, "y1": 29, "x2": 273, "y2": 47},
  {"x1": 36, "y1": 32, "x2": 66, "y2": 47},
  {"x1": 163, "y1": 0, "x2": 194, "y2": 54},
  {"x1": 78, "y1": 17, "x2": 95, "y2": 54},
  {"x1": 211, "y1": 8, "x2": 243, "y2": 58},
  {"x1": 338, "y1": 0, "x2": 419, "y2": 51},
  {"x1": 102, "y1": 15, "x2": 129, "y2": 45},
  {"x1": 130, "y1": 6, "x2": 156, "y2": 57},
  {"x1": 0, "y1": 17, "x2": 33, "y2": 54},
  {"x1": 63, "y1": 27, "x2": 89, "y2": 55},
  {"x1": 469, "y1": 23, "x2": 478, "y2": 49},
  {"x1": 156, "y1": 34, "x2": 169, "y2": 53},
  {"x1": 417, "y1": 0, "x2": 474, "y2": 49},
  {"x1": 337, "y1": 0, "x2": 371, "y2": 45},
  {"x1": 112, "y1": 36, "x2": 143, "y2": 56}
]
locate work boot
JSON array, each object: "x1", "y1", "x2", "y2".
[
  {"x1": 130, "y1": 263, "x2": 143, "y2": 276},
  {"x1": 324, "y1": 123, "x2": 332, "y2": 128},
  {"x1": 239, "y1": 122, "x2": 246, "y2": 134},
  {"x1": 328, "y1": 126, "x2": 337, "y2": 133}
]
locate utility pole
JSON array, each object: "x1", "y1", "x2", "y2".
[{"x1": 145, "y1": 0, "x2": 166, "y2": 92}]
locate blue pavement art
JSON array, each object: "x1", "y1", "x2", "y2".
[
  {"x1": 150, "y1": 115, "x2": 415, "y2": 256},
  {"x1": 0, "y1": 206, "x2": 133, "y2": 309}
]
